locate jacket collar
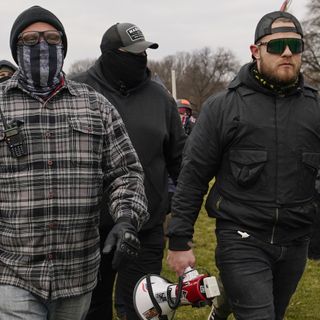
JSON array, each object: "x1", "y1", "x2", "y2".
[{"x1": 228, "y1": 62, "x2": 311, "y2": 97}]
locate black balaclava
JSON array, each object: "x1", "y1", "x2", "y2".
[
  {"x1": 101, "y1": 49, "x2": 148, "y2": 92},
  {"x1": 17, "y1": 41, "x2": 64, "y2": 97}
]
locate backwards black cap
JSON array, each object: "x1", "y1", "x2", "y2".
[
  {"x1": 255, "y1": 11, "x2": 303, "y2": 44},
  {"x1": 10, "y1": 5, "x2": 68, "y2": 63}
]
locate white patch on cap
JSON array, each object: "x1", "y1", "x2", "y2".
[{"x1": 126, "y1": 26, "x2": 144, "y2": 42}]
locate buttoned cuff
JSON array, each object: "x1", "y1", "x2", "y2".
[{"x1": 168, "y1": 236, "x2": 193, "y2": 251}]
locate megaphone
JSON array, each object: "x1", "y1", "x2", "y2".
[{"x1": 133, "y1": 267, "x2": 220, "y2": 320}]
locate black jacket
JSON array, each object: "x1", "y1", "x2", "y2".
[
  {"x1": 72, "y1": 58, "x2": 186, "y2": 230},
  {"x1": 168, "y1": 62, "x2": 320, "y2": 248}
]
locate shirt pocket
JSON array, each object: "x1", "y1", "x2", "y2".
[
  {"x1": 229, "y1": 149, "x2": 267, "y2": 187},
  {"x1": 69, "y1": 117, "x2": 105, "y2": 168},
  {"x1": 301, "y1": 152, "x2": 320, "y2": 196}
]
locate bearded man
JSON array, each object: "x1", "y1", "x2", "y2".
[{"x1": 167, "y1": 11, "x2": 320, "y2": 320}]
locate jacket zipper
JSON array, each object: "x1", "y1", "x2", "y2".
[
  {"x1": 273, "y1": 96, "x2": 279, "y2": 244},
  {"x1": 274, "y1": 97, "x2": 279, "y2": 206},
  {"x1": 270, "y1": 208, "x2": 279, "y2": 244}
]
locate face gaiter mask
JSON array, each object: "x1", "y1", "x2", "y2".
[
  {"x1": 101, "y1": 49, "x2": 148, "y2": 92},
  {"x1": 17, "y1": 41, "x2": 64, "y2": 97}
]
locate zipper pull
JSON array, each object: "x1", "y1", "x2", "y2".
[{"x1": 237, "y1": 231, "x2": 250, "y2": 238}]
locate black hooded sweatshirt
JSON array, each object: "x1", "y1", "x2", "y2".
[{"x1": 72, "y1": 58, "x2": 186, "y2": 230}]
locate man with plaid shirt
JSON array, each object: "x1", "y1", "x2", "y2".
[{"x1": 0, "y1": 6, "x2": 149, "y2": 320}]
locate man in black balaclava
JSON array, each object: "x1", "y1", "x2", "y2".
[
  {"x1": 99, "y1": 24, "x2": 154, "y2": 93},
  {"x1": 0, "y1": 7, "x2": 149, "y2": 320},
  {"x1": 73, "y1": 23, "x2": 186, "y2": 320}
]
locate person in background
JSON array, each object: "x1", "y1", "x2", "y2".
[
  {"x1": 0, "y1": 6, "x2": 148, "y2": 320},
  {"x1": 72, "y1": 22, "x2": 186, "y2": 320},
  {"x1": 176, "y1": 98, "x2": 197, "y2": 135},
  {"x1": 167, "y1": 10, "x2": 320, "y2": 320},
  {"x1": 165, "y1": 98, "x2": 196, "y2": 237},
  {"x1": 0, "y1": 60, "x2": 17, "y2": 82},
  {"x1": 164, "y1": 98, "x2": 196, "y2": 246}
]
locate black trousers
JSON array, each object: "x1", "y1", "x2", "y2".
[
  {"x1": 215, "y1": 229, "x2": 309, "y2": 320},
  {"x1": 308, "y1": 209, "x2": 320, "y2": 260},
  {"x1": 85, "y1": 226, "x2": 116, "y2": 320},
  {"x1": 85, "y1": 224, "x2": 164, "y2": 320},
  {"x1": 117, "y1": 224, "x2": 164, "y2": 320}
]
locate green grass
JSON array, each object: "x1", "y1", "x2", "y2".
[{"x1": 161, "y1": 209, "x2": 320, "y2": 320}]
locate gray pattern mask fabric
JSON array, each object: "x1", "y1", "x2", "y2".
[{"x1": 17, "y1": 42, "x2": 64, "y2": 97}]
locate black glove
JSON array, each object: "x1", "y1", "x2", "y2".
[{"x1": 102, "y1": 218, "x2": 140, "y2": 270}]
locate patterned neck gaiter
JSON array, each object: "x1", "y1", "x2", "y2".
[
  {"x1": 252, "y1": 66, "x2": 299, "y2": 95},
  {"x1": 17, "y1": 42, "x2": 64, "y2": 97}
]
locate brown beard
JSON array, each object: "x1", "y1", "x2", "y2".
[{"x1": 259, "y1": 58, "x2": 300, "y2": 87}]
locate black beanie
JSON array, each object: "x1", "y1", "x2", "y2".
[{"x1": 10, "y1": 5, "x2": 68, "y2": 63}]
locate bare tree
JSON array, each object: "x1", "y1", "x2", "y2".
[
  {"x1": 302, "y1": 0, "x2": 320, "y2": 87},
  {"x1": 67, "y1": 58, "x2": 96, "y2": 78},
  {"x1": 149, "y1": 47, "x2": 239, "y2": 113},
  {"x1": 67, "y1": 47, "x2": 239, "y2": 112},
  {"x1": 148, "y1": 55, "x2": 176, "y2": 91}
]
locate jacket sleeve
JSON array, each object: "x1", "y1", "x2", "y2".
[
  {"x1": 102, "y1": 101, "x2": 149, "y2": 231},
  {"x1": 164, "y1": 97, "x2": 187, "y2": 184},
  {"x1": 167, "y1": 95, "x2": 223, "y2": 250},
  {"x1": 309, "y1": 177, "x2": 320, "y2": 260}
]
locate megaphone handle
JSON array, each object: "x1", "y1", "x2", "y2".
[
  {"x1": 183, "y1": 267, "x2": 199, "y2": 282},
  {"x1": 167, "y1": 275, "x2": 184, "y2": 310},
  {"x1": 184, "y1": 266, "x2": 193, "y2": 273}
]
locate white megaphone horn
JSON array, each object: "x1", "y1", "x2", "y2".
[{"x1": 133, "y1": 267, "x2": 220, "y2": 320}]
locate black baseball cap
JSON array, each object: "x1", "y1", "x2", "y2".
[
  {"x1": 100, "y1": 22, "x2": 158, "y2": 54},
  {"x1": 254, "y1": 11, "x2": 303, "y2": 44}
]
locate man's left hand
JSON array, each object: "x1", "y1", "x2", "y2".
[{"x1": 103, "y1": 219, "x2": 140, "y2": 270}]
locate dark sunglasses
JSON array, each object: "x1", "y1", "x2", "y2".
[
  {"x1": 18, "y1": 30, "x2": 62, "y2": 46},
  {"x1": 257, "y1": 38, "x2": 304, "y2": 55}
]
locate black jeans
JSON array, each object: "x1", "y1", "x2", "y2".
[
  {"x1": 85, "y1": 226, "x2": 116, "y2": 320},
  {"x1": 308, "y1": 208, "x2": 320, "y2": 260},
  {"x1": 215, "y1": 229, "x2": 309, "y2": 320},
  {"x1": 117, "y1": 224, "x2": 165, "y2": 320}
]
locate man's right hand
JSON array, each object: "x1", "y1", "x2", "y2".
[{"x1": 167, "y1": 249, "x2": 196, "y2": 276}]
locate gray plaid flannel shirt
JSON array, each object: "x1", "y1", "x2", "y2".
[{"x1": 0, "y1": 74, "x2": 149, "y2": 300}]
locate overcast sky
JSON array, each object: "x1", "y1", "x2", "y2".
[{"x1": 0, "y1": 0, "x2": 309, "y2": 73}]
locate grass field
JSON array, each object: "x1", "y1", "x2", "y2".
[{"x1": 161, "y1": 209, "x2": 320, "y2": 320}]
